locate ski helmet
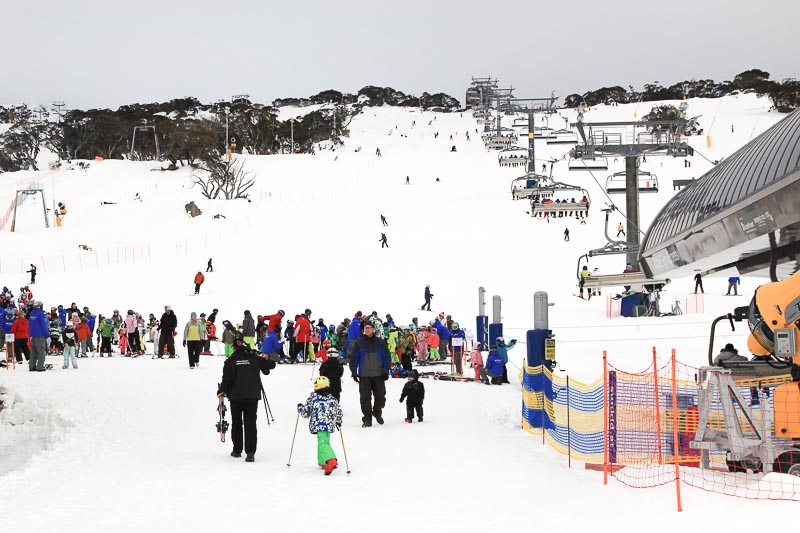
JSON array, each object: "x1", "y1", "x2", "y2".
[
  {"x1": 451, "y1": 322, "x2": 460, "y2": 330},
  {"x1": 278, "y1": 310, "x2": 285, "y2": 316},
  {"x1": 323, "y1": 339, "x2": 331, "y2": 347},
  {"x1": 233, "y1": 332, "x2": 244, "y2": 344},
  {"x1": 313, "y1": 376, "x2": 330, "y2": 391},
  {"x1": 66, "y1": 323, "x2": 74, "y2": 329},
  {"x1": 429, "y1": 319, "x2": 436, "y2": 326},
  {"x1": 105, "y1": 318, "x2": 113, "y2": 325},
  {"x1": 328, "y1": 324, "x2": 335, "y2": 331},
  {"x1": 327, "y1": 348, "x2": 339, "y2": 357},
  {"x1": 496, "y1": 337, "x2": 505, "y2": 345},
  {"x1": 409, "y1": 369, "x2": 419, "y2": 379},
  {"x1": 304, "y1": 308, "x2": 312, "y2": 316}
]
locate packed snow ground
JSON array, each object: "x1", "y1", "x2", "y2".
[{"x1": 1, "y1": 94, "x2": 796, "y2": 532}]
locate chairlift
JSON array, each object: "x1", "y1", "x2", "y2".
[
  {"x1": 510, "y1": 174, "x2": 550, "y2": 200},
  {"x1": 533, "y1": 127, "x2": 555, "y2": 139},
  {"x1": 498, "y1": 147, "x2": 530, "y2": 168},
  {"x1": 545, "y1": 129, "x2": 578, "y2": 145},
  {"x1": 605, "y1": 171, "x2": 659, "y2": 194},
  {"x1": 513, "y1": 116, "x2": 529, "y2": 127},
  {"x1": 568, "y1": 156, "x2": 608, "y2": 171},
  {"x1": 529, "y1": 183, "x2": 590, "y2": 218}
]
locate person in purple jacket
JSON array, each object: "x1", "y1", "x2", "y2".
[{"x1": 27, "y1": 301, "x2": 49, "y2": 371}]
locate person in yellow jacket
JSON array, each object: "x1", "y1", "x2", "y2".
[
  {"x1": 579, "y1": 266, "x2": 592, "y2": 299},
  {"x1": 183, "y1": 312, "x2": 207, "y2": 369},
  {"x1": 616, "y1": 223, "x2": 625, "y2": 237}
]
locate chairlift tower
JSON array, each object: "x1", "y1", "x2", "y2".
[
  {"x1": 505, "y1": 96, "x2": 559, "y2": 174},
  {"x1": 571, "y1": 109, "x2": 692, "y2": 266},
  {"x1": 466, "y1": 77, "x2": 499, "y2": 108},
  {"x1": 129, "y1": 123, "x2": 161, "y2": 161}
]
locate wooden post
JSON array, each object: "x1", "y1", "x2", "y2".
[
  {"x1": 603, "y1": 350, "x2": 608, "y2": 485},
  {"x1": 653, "y1": 347, "x2": 663, "y2": 464},
  {"x1": 671, "y1": 349, "x2": 683, "y2": 512}
]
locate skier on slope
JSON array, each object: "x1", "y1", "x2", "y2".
[
  {"x1": 193, "y1": 272, "x2": 205, "y2": 295},
  {"x1": 421, "y1": 285, "x2": 433, "y2": 311}
]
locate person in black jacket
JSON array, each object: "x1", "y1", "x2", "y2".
[
  {"x1": 421, "y1": 285, "x2": 433, "y2": 311},
  {"x1": 157, "y1": 305, "x2": 178, "y2": 358},
  {"x1": 319, "y1": 348, "x2": 344, "y2": 401},
  {"x1": 349, "y1": 322, "x2": 390, "y2": 427},
  {"x1": 399, "y1": 369, "x2": 425, "y2": 423},
  {"x1": 217, "y1": 334, "x2": 277, "y2": 462}
]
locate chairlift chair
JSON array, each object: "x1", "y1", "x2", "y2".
[
  {"x1": 529, "y1": 183, "x2": 590, "y2": 218},
  {"x1": 533, "y1": 127, "x2": 555, "y2": 139},
  {"x1": 568, "y1": 156, "x2": 608, "y2": 171},
  {"x1": 498, "y1": 146, "x2": 530, "y2": 167},
  {"x1": 605, "y1": 171, "x2": 659, "y2": 194},
  {"x1": 510, "y1": 174, "x2": 551, "y2": 200},
  {"x1": 546, "y1": 129, "x2": 578, "y2": 145}
]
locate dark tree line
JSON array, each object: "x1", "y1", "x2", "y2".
[
  {"x1": 564, "y1": 69, "x2": 800, "y2": 113},
  {"x1": 0, "y1": 85, "x2": 460, "y2": 172}
]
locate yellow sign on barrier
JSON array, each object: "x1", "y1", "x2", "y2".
[{"x1": 545, "y1": 338, "x2": 556, "y2": 360}]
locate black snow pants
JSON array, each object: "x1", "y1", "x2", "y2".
[{"x1": 230, "y1": 399, "x2": 259, "y2": 455}]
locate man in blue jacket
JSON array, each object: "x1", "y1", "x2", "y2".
[
  {"x1": 485, "y1": 349, "x2": 505, "y2": 385},
  {"x1": 260, "y1": 329, "x2": 284, "y2": 363},
  {"x1": 349, "y1": 322, "x2": 390, "y2": 427},
  {"x1": 726, "y1": 276, "x2": 741, "y2": 296},
  {"x1": 27, "y1": 301, "x2": 49, "y2": 371},
  {"x1": 346, "y1": 311, "x2": 363, "y2": 363}
]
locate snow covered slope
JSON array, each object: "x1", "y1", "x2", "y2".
[{"x1": 0, "y1": 94, "x2": 794, "y2": 532}]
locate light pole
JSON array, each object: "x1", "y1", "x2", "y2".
[
  {"x1": 52, "y1": 101, "x2": 65, "y2": 124},
  {"x1": 289, "y1": 118, "x2": 296, "y2": 154},
  {"x1": 225, "y1": 108, "x2": 231, "y2": 161}
]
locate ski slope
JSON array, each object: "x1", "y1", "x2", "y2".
[{"x1": 1, "y1": 93, "x2": 795, "y2": 532}]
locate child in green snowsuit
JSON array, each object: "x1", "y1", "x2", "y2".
[
  {"x1": 297, "y1": 376, "x2": 343, "y2": 475},
  {"x1": 387, "y1": 327, "x2": 399, "y2": 363}
]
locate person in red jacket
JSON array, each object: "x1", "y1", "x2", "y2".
[
  {"x1": 294, "y1": 312, "x2": 312, "y2": 363},
  {"x1": 263, "y1": 310, "x2": 285, "y2": 335},
  {"x1": 10, "y1": 309, "x2": 30, "y2": 363},
  {"x1": 193, "y1": 272, "x2": 205, "y2": 295},
  {"x1": 76, "y1": 319, "x2": 91, "y2": 357}
]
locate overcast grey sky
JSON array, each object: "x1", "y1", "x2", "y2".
[{"x1": 2, "y1": 0, "x2": 798, "y2": 110}]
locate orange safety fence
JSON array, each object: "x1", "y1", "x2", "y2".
[{"x1": 523, "y1": 348, "x2": 800, "y2": 510}]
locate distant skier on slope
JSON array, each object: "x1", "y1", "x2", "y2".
[{"x1": 380, "y1": 233, "x2": 388, "y2": 248}]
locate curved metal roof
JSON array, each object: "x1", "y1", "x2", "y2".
[
  {"x1": 644, "y1": 109, "x2": 800, "y2": 250},
  {"x1": 639, "y1": 109, "x2": 800, "y2": 277}
]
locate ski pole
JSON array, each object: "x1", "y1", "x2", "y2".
[
  {"x1": 286, "y1": 411, "x2": 300, "y2": 467},
  {"x1": 260, "y1": 385, "x2": 274, "y2": 424},
  {"x1": 309, "y1": 358, "x2": 317, "y2": 381},
  {"x1": 339, "y1": 426, "x2": 351, "y2": 474}
]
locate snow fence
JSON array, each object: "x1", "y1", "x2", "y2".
[{"x1": 522, "y1": 350, "x2": 800, "y2": 509}]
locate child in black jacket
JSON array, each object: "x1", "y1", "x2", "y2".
[
  {"x1": 318, "y1": 348, "x2": 344, "y2": 401},
  {"x1": 399, "y1": 369, "x2": 425, "y2": 423}
]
